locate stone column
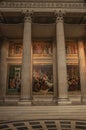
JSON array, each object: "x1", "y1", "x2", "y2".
[
  {"x1": 18, "y1": 11, "x2": 32, "y2": 105},
  {"x1": 0, "y1": 39, "x2": 8, "y2": 103},
  {"x1": 56, "y1": 11, "x2": 71, "y2": 104},
  {"x1": 78, "y1": 40, "x2": 86, "y2": 103}
]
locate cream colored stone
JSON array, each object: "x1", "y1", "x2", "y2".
[
  {"x1": 0, "y1": 39, "x2": 8, "y2": 102},
  {"x1": 78, "y1": 40, "x2": 86, "y2": 103},
  {"x1": 56, "y1": 12, "x2": 71, "y2": 104},
  {"x1": 18, "y1": 11, "x2": 32, "y2": 105}
]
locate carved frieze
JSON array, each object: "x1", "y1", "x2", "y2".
[{"x1": 0, "y1": 1, "x2": 86, "y2": 9}]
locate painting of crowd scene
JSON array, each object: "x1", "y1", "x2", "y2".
[
  {"x1": 84, "y1": 42, "x2": 86, "y2": 57},
  {"x1": 66, "y1": 41, "x2": 78, "y2": 54},
  {"x1": 33, "y1": 41, "x2": 53, "y2": 56},
  {"x1": 67, "y1": 65, "x2": 81, "y2": 91},
  {"x1": 9, "y1": 42, "x2": 23, "y2": 57},
  {"x1": 33, "y1": 64, "x2": 53, "y2": 95},
  {"x1": 7, "y1": 65, "x2": 21, "y2": 94}
]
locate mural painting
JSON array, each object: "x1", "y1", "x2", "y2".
[
  {"x1": 84, "y1": 42, "x2": 86, "y2": 57},
  {"x1": 66, "y1": 41, "x2": 78, "y2": 54},
  {"x1": 9, "y1": 42, "x2": 23, "y2": 57},
  {"x1": 33, "y1": 41, "x2": 53, "y2": 56},
  {"x1": 33, "y1": 64, "x2": 53, "y2": 95},
  {"x1": 67, "y1": 65, "x2": 81, "y2": 91},
  {"x1": 7, "y1": 65, "x2": 21, "y2": 94}
]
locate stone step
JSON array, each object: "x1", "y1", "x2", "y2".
[{"x1": 0, "y1": 105, "x2": 86, "y2": 120}]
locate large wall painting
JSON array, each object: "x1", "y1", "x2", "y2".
[
  {"x1": 33, "y1": 41, "x2": 53, "y2": 57},
  {"x1": 67, "y1": 65, "x2": 81, "y2": 91},
  {"x1": 84, "y1": 42, "x2": 86, "y2": 57},
  {"x1": 66, "y1": 41, "x2": 78, "y2": 54},
  {"x1": 32, "y1": 64, "x2": 53, "y2": 95},
  {"x1": 9, "y1": 42, "x2": 23, "y2": 57},
  {"x1": 7, "y1": 65, "x2": 21, "y2": 95}
]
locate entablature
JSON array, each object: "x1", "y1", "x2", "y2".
[
  {"x1": 0, "y1": 1, "x2": 86, "y2": 13},
  {"x1": 0, "y1": 0, "x2": 85, "y2": 2}
]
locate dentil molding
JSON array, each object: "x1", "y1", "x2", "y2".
[{"x1": 0, "y1": 1, "x2": 86, "y2": 9}]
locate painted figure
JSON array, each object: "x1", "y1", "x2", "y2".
[{"x1": 33, "y1": 65, "x2": 53, "y2": 95}]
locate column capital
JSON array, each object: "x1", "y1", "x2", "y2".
[
  {"x1": 55, "y1": 10, "x2": 65, "y2": 23},
  {"x1": 23, "y1": 10, "x2": 33, "y2": 23}
]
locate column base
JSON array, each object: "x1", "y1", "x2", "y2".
[
  {"x1": 53, "y1": 97, "x2": 58, "y2": 103},
  {"x1": 18, "y1": 99, "x2": 32, "y2": 106},
  {"x1": 58, "y1": 98, "x2": 71, "y2": 105},
  {"x1": 81, "y1": 97, "x2": 86, "y2": 104}
]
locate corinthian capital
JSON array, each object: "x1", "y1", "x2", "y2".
[
  {"x1": 23, "y1": 10, "x2": 33, "y2": 23},
  {"x1": 55, "y1": 10, "x2": 65, "y2": 23}
]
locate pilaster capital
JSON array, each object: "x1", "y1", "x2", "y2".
[
  {"x1": 55, "y1": 10, "x2": 65, "y2": 23},
  {"x1": 23, "y1": 10, "x2": 33, "y2": 23}
]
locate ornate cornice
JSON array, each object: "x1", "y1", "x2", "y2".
[
  {"x1": 0, "y1": 0, "x2": 85, "y2": 2},
  {"x1": 0, "y1": 2, "x2": 86, "y2": 9}
]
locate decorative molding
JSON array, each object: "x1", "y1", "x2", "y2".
[
  {"x1": 0, "y1": 2, "x2": 86, "y2": 9},
  {"x1": 7, "y1": 57, "x2": 22, "y2": 63},
  {"x1": 1, "y1": 0, "x2": 85, "y2": 2}
]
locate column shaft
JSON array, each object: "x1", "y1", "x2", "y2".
[
  {"x1": 19, "y1": 12, "x2": 32, "y2": 105},
  {"x1": 78, "y1": 40, "x2": 86, "y2": 103},
  {"x1": 56, "y1": 12, "x2": 70, "y2": 104}
]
